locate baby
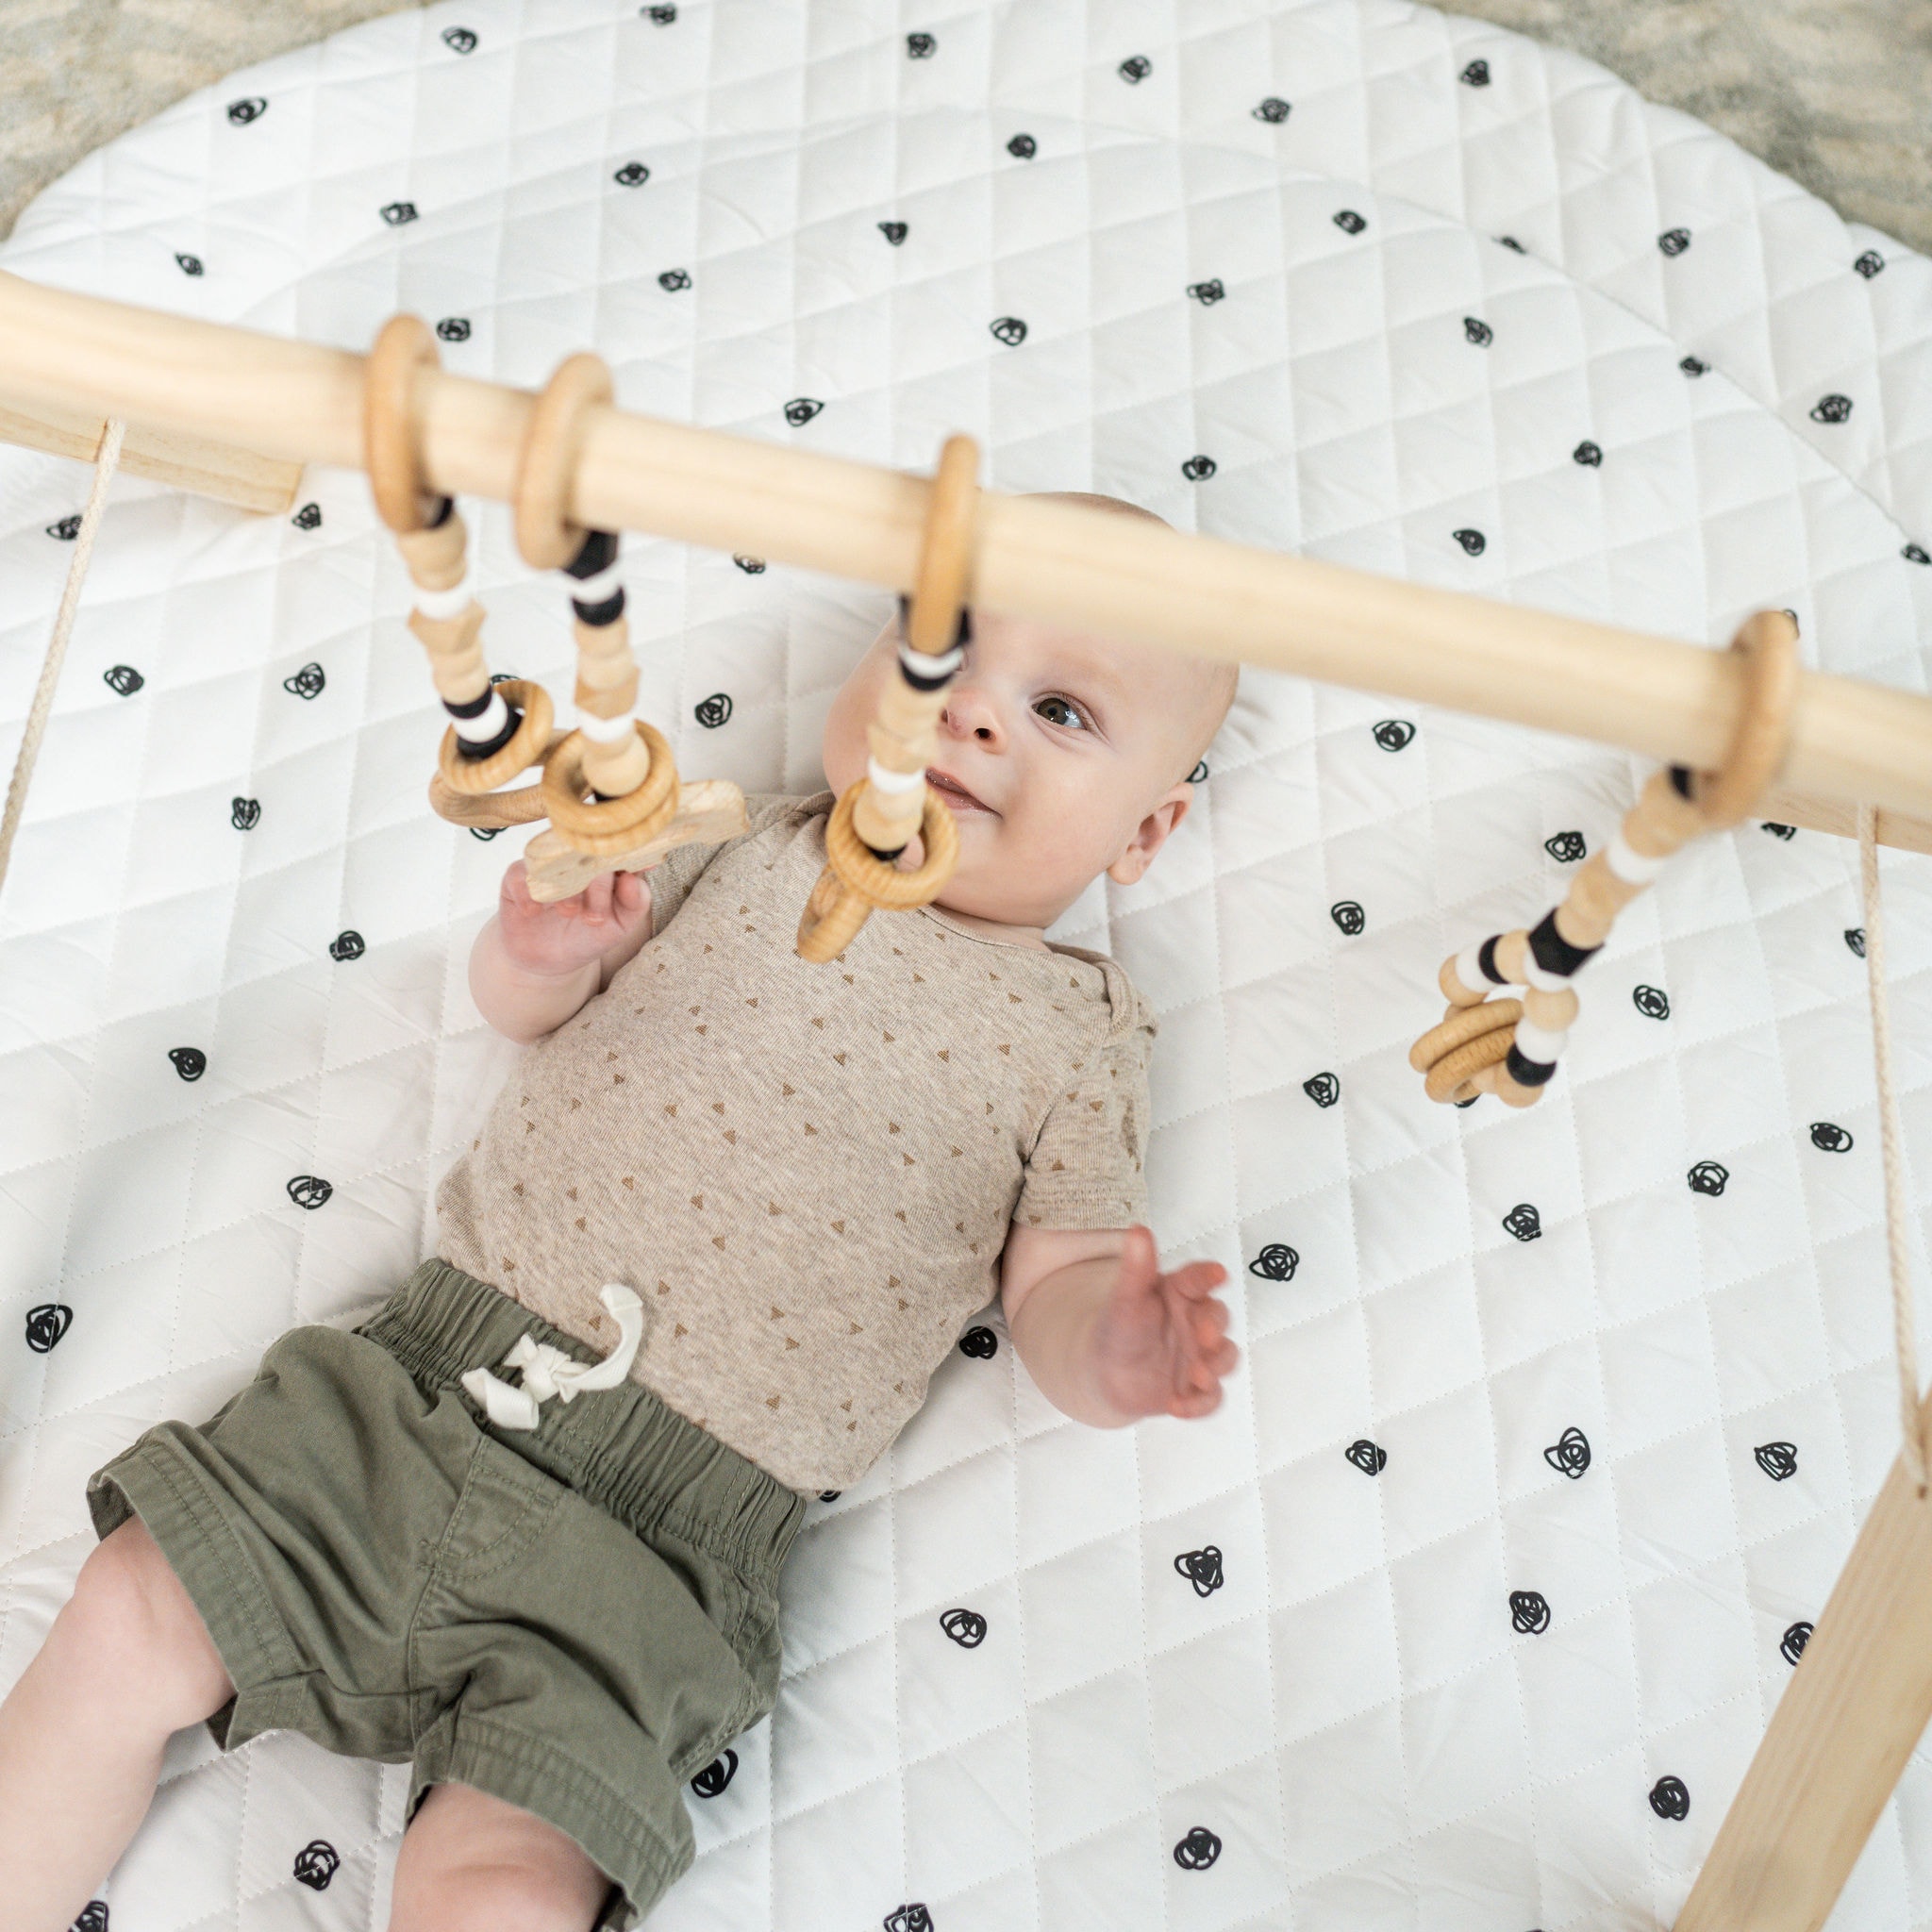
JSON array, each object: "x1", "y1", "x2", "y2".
[{"x1": 0, "y1": 491, "x2": 1241, "y2": 1932}]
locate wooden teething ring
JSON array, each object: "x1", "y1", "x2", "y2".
[
  {"x1": 514, "y1": 352, "x2": 614, "y2": 573},
  {"x1": 540, "y1": 719, "x2": 679, "y2": 856},
  {"x1": 1686, "y1": 608, "x2": 1801, "y2": 831},
  {"x1": 436, "y1": 679, "x2": 556, "y2": 794},
  {"x1": 794, "y1": 434, "x2": 976, "y2": 962},
  {"x1": 364, "y1": 314, "x2": 443, "y2": 534}
]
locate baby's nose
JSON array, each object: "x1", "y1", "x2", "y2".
[{"x1": 940, "y1": 685, "x2": 1003, "y2": 744}]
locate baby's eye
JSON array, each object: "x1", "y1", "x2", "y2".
[{"x1": 1034, "y1": 694, "x2": 1089, "y2": 731}]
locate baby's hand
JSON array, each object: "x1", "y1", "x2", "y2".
[
  {"x1": 496, "y1": 860, "x2": 651, "y2": 978},
  {"x1": 1091, "y1": 1226, "x2": 1238, "y2": 1422}
]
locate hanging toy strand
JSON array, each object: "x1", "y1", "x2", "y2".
[
  {"x1": 794, "y1": 433, "x2": 976, "y2": 962},
  {"x1": 365, "y1": 316, "x2": 556, "y2": 810},
  {"x1": 1409, "y1": 609, "x2": 1800, "y2": 1107}
]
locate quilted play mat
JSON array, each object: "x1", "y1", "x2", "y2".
[{"x1": 4, "y1": 1, "x2": 1931, "y2": 1926}]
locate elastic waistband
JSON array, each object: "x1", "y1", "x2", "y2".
[{"x1": 357, "y1": 1259, "x2": 804, "y2": 1591}]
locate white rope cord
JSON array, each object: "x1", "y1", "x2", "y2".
[
  {"x1": 1858, "y1": 804, "x2": 1927, "y2": 1494},
  {"x1": 0, "y1": 418, "x2": 127, "y2": 901}
]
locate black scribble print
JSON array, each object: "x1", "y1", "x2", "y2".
[
  {"x1": 694, "y1": 692, "x2": 733, "y2": 728},
  {"x1": 783, "y1": 398, "x2": 823, "y2": 426},
  {"x1": 1330, "y1": 900, "x2": 1365, "y2": 935},
  {"x1": 1761, "y1": 822, "x2": 1796, "y2": 841},
  {"x1": 470, "y1": 825, "x2": 502, "y2": 841},
  {"x1": 730, "y1": 556, "x2": 765, "y2": 575},
  {"x1": 1573, "y1": 440, "x2": 1603, "y2": 467},
  {"x1": 1346, "y1": 1439, "x2": 1387, "y2": 1475},
  {"x1": 1687, "y1": 1160, "x2": 1729, "y2": 1196},
  {"x1": 1459, "y1": 58, "x2": 1491, "y2": 85},
  {"x1": 1781, "y1": 1621, "x2": 1813, "y2": 1665},
  {"x1": 436, "y1": 317, "x2": 471, "y2": 341},
  {"x1": 877, "y1": 221, "x2": 908, "y2": 246},
  {"x1": 329, "y1": 930, "x2": 365, "y2": 962},
  {"x1": 1118, "y1": 55, "x2": 1152, "y2": 82},
  {"x1": 884, "y1": 1908, "x2": 933, "y2": 1932},
  {"x1": 1809, "y1": 1122, "x2": 1853, "y2": 1153},
  {"x1": 690, "y1": 1749, "x2": 738, "y2": 1796},
  {"x1": 1248, "y1": 1243, "x2": 1298, "y2": 1281},
  {"x1": 1905, "y1": 544, "x2": 1930, "y2": 566},
  {"x1": 46, "y1": 514, "x2": 82, "y2": 541},
  {"x1": 226, "y1": 97, "x2": 267, "y2": 125},
  {"x1": 1304, "y1": 1072, "x2": 1340, "y2": 1108},
  {"x1": 1174, "y1": 1547, "x2": 1224, "y2": 1596},
  {"x1": 1503, "y1": 1203, "x2": 1541, "y2": 1241},
  {"x1": 906, "y1": 30, "x2": 936, "y2": 57},
  {"x1": 1544, "y1": 1426, "x2": 1591, "y2": 1479},
  {"x1": 1509, "y1": 1590, "x2": 1551, "y2": 1635},
  {"x1": 231, "y1": 797, "x2": 261, "y2": 830},
  {"x1": 380, "y1": 202, "x2": 418, "y2": 226},
  {"x1": 1544, "y1": 830, "x2": 1586, "y2": 862},
  {"x1": 104, "y1": 664, "x2": 144, "y2": 695},
  {"x1": 441, "y1": 25, "x2": 476, "y2": 52},
  {"x1": 1680, "y1": 355, "x2": 1709, "y2": 377},
  {"x1": 287, "y1": 1174, "x2": 332, "y2": 1210},
  {"x1": 175, "y1": 252, "x2": 204, "y2": 276},
  {"x1": 818, "y1": 1490, "x2": 841, "y2": 1502},
  {"x1": 292, "y1": 502, "x2": 323, "y2": 530},
  {"x1": 1189, "y1": 759, "x2": 1209, "y2": 783},
  {"x1": 1007, "y1": 133, "x2": 1037, "y2": 158},
  {"x1": 1333, "y1": 209, "x2": 1367, "y2": 235},
  {"x1": 647, "y1": 4, "x2": 677, "y2": 21},
  {"x1": 1495, "y1": 234, "x2": 1525, "y2": 253},
  {"x1": 658, "y1": 268, "x2": 691, "y2": 291},
  {"x1": 1253, "y1": 97, "x2": 1291, "y2": 123},
  {"x1": 1755, "y1": 1441, "x2": 1798, "y2": 1481},
  {"x1": 613, "y1": 162, "x2": 649, "y2": 188},
  {"x1": 958, "y1": 1325, "x2": 998, "y2": 1359},
  {"x1": 1179, "y1": 455, "x2": 1218, "y2": 484},
  {"x1": 1657, "y1": 228, "x2": 1690, "y2": 257},
  {"x1": 1632, "y1": 984, "x2": 1671, "y2": 1020},
  {"x1": 1188, "y1": 278, "x2": 1226, "y2": 305},
  {"x1": 70, "y1": 1903, "x2": 108, "y2": 1932},
  {"x1": 1452, "y1": 527, "x2": 1486, "y2": 556},
  {"x1": 1845, "y1": 928, "x2": 1867, "y2": 958},
  {"x1": 282, "y1": 662, "x2": 325, "y2": 700},
  {"x1": 1809, "y1": 392, "x2": 1854, "y2": 425},
  {"x1": 1854, "y1": 250, "x2": 1885, "y2": 278},
  {"x1": 169, "y1": 1047, "x2": 207, "y2": 1082},
  {"x1": 941, "y1": 1607, "x2": 988, "y2": 1647},
  {"x1": 25, "y1": 1304, "x2": 73, "y2": 1354},
  {"x1": 1174, "y1": 1826, "x2": 1222, "y2": 1871},
  {"x1": 1373, "y1": 719, "x2": 1415, "y2": 752},
  {"x1": 293, "y1": 1840, "x2": 340, "y2": 1890},
  {"x1": 1649, "y1": 1776, "x2": 1690, "y2": 1822},
  {"x1": 990, "y1": 316, "x2": 1027, "y2": 346},
  {"x1": 1463, "y1": 316, "x2": 1492, "y2": 347}
]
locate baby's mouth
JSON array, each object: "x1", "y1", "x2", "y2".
[{"x1": 924, "y1": 767, "x2": 996, "y2": 816}]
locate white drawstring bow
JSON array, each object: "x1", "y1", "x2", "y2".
[{"x1": 460, "y1": 1282, "x2": 645, "y2": 1430}]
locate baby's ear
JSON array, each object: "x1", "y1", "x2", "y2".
[{"x1": 1107, "y1": 783, "x2": 1192, "y2": 887}]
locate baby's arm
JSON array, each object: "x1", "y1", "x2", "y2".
[
  {"x1": 469, "y1": 861, "x2": 654, "y2": 1043},
  {"x1": 1000, "y1": 1223, "x2": 1238, "y2": 1428}
]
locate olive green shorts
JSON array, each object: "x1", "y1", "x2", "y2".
[{"x1": 86, "y1": 1258, "x2": 804, "y2": 1930}]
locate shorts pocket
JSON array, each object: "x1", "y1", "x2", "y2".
[{"x1": 427, "y1": 1428, "x2": 566, "y2": 1586}]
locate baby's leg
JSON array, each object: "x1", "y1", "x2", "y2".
[
  {"x1": 389, "y1": 1781, "x2": 613, "y2": 1932},
  {"x1": 0, "y1": 1516, "x2": 234, "y2": 1932}
]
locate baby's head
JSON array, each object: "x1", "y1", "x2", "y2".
[{"x1": 823, "y1": 492, "x2": 1238, "y2": 932}]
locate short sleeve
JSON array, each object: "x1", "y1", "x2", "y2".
[
  {"x1": 645, "y1": 791, "x2": 811, "y2": 935},
  {"x1": 1014, "y1": 960, "x2": 1157, "y2": 1230}
]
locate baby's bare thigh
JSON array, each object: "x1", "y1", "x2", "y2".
[
  {"x1": 67, "y1": 1518, "x2": 233, "y2": 1720},
  {"x1": 391, "y1": 1782, "x2": 611, "y2": 1932}
]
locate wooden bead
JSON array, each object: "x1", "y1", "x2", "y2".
[
  {"x1": 1523, "y1": 983, "x2": 1579, "y2": 1029},
  {"x1": 408, "y1": 602, "x2": 489, "y2": 706},
  {"x1": 395, "y1": 510, "x2": 468, "y2": 591},
  {"x1": 579, "y1": 728, "x2": 653, "y2": 798},
  {"x1": 1441, "y1": 953, "x2": 1490, "y2": 1005},
  {"x1": 853, "y1": 782, "x2": 924, "y2": 851},
  {"x1": 1494, "y1": 929, "x2": 1531, "y2": 986},
  {"x1": 1627, "y1": 765, "x2": 1708, "y2": 855},
  {"x1": 1490, "y1": 1062, "x2": 1546, "y2": 1108},
  {"x1": 1553, "y1": 850, "x2": 1643, "y2": 950}
]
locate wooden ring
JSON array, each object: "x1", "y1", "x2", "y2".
[
  {"x1": 1424, "y1": 1022, "x2": 1519, "y2": 1104},
  {"x1": 365, "y1": 314, "x2": 442, "y2": 534},
  {"x1": 1690, "y1": 609, "x2": 1801, "y2": 832},
  {"x1": 795, "y1": 866, "x2": 876, "y2": 964},
  {"x1": 540, "y1": 721, "x2": 678, "y2": 856},
  {"x1": 1407, "y1": 996, "x2": 1522, "y2": 1075},
  {"x1": 436, "y1": 679, "x2": 555, "y2": 794},
  {"x1": 903, "y1": 433, "x2": 981, "y2": 655},
  {"x1": 514, "y1": 353, "x2": 614, "y2": 572},
  {"x1": 825, "y1": 781, "x2": 960, "y2": 909}
]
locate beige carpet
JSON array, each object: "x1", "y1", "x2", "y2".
[{"x1": 3, "y1": 0, "x2": 1929, "y2": 252}]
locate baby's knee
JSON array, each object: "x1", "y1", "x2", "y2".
[{"x1": 57, "y1": 1520, "x2": 233, "y2": 1730}]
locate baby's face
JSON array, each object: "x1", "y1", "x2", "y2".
[{"x1": 823, "y1": 606, "x2": 1213, "y2": 930}]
